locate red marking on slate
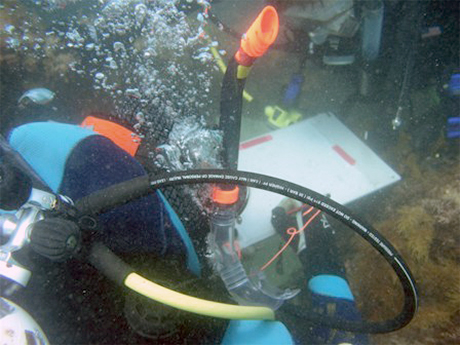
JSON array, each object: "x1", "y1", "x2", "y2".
[
  {"x1": 332, "y1": 145, "x2": 356, "y2": 165},
  {"x1": 240, "y1": 135, "x2": 273, "y2": 150}
]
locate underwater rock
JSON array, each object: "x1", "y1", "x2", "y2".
[{"x1": 18, "y1": 88, "x2": 55, "y2": 105}]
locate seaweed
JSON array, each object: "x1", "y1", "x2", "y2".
[
  {"x1": 344, "y1": 162, "x2": 460, "y2": 344},
  {"x1": 396, "y1": 205, "x2": 435, "y2": 262}
]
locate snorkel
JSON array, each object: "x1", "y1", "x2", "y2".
[
  {"x1": 220, "y1": 5, "x2": 279, "y2": 170},
  {"x1": 209, "y1": 6, "x2": 299, "y2": 310}
]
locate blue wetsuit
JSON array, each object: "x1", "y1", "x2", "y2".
[{"x1": 7, "y1": 121, "x2": 200, "y2": 274}]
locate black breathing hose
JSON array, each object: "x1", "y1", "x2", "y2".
[{"x1": 75, "y1": 168, "x2": 418, "y2": 333}]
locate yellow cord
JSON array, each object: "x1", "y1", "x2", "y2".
[
  {"x1": 124, "y1": 272, "x2": 275, "y2": 320},
  {"x1": 210, "y1": 46, "x2": 227, "y2": 74}
]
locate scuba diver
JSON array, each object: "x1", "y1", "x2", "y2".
[
  {"x1": 0, "y1": 117, "x2": 365, "y2": 345},
  {"x1": 1, "y1": 5, "x2": 418, "y2": 345}
]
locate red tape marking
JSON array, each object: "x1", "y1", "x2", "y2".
[
  {"x1": 240, "y1": 135, "x2": 273, "y2": 150},
  {"x1": 333, "y1": 145, "x2": 356, "y2": 165}
]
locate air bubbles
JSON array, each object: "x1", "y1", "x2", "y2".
[
  {"x1": 95, "y1": 72, "x2": 105, "y2": 80},
  {"x1": 194, "y1": 51, "x2": 213, "y2": 63},
  {"x1": 94, "y1": 16, "x2": 104, "y2": 27},
  {"x1": 135, "y1": 111, "x2": 145, "y2": 124},
  {"x1": 167, "y1": 64, "x2": 177, "y2": 76},
  {"x1": 133, "y1": 122, "x2": 142, "y2": 131},
  {"x1": 13, "y1": 0, "x2": 216, "y2": 163},
  {"x1": 113, "y1": 41, "x2": 125, "y2": 52},
  {"x1": 134, "y1": 3, "x2": 147, "y2": 25},
  {"x1": 66, "y1": 29, "x2": 84, "y2": 43},
  {"x1": 6, "y1": 37, "x2": 20, "y2": 48},
  {"x1": 87, "y1": 25, "x2": 98, "y2": 43},
  {"x1": 125, "y1": 88, "x2": 141, "y2": 99},
  {"x1": 4, "y1": 24, "x2": 15, "y2": 34}
]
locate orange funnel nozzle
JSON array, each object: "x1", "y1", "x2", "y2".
[{"x1": 240, "y1": 6, "x2": 279, "y2": 58}]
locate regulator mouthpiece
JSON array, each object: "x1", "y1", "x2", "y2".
[{"x1": 209, "y1": 184, "x2": 298, "y2": 310}]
